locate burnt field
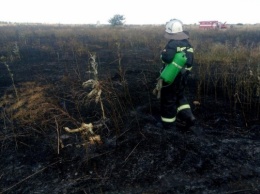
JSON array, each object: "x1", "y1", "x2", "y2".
[{"x1": 0, "y1": 24, "x2": 260, "y2": 193}]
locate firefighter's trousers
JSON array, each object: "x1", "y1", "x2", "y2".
[{"x1": 160, "y1": 77, "x2": 195, "y2": 124}]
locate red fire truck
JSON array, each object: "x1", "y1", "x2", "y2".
[{"x1": 199, "y1": 21, "x2": 227, "y2": 29}]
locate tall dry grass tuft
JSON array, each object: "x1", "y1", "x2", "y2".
[
  {"x1": 0, "y1": 82, "x2": 77, "y2": 128},
  {"x1": 2, "y1": 61, "x2": 19, "y2": 101},
  {"x1": 0, "y1": 81, "x2": 80, "y2": 152},
  {"x1": 0, "y1": 41, "x2": 22, "y2": 102},
  {"x1": 82, "y1": 52, "x2": 105, "y2": 119},
  {"x1": 193, "y1": 32, "x2": 260, "y2": 120}
]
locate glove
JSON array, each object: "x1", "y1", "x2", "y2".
[{"x1": 153, "y1": 79, "x2": 163, "y2": 99}]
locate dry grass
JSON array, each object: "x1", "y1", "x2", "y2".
[
  {"x1": 0, "y1": 81, "x2": 80, "y2": 140},
  {"x1": 0, "y1": 24, "x2": 259, "y2": 142}
]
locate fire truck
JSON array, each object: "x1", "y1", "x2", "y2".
[{"x1": 199, "y1": 21, "x2": 227, "y2": 29}]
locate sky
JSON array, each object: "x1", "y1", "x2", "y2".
[{"x1": 0, "y1": 0, "x2": 259, "y2": 25}]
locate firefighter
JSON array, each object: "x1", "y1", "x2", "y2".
[{"x1": 159, "y1": 19, "x2": 196, "y2": 130}]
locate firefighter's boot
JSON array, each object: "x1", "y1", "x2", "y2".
[
  {"x1": 186, "y1": 114, "x2": 196, "y2": 128},
  {"x1": 177, "y1": 109, "x2": 196, "y2": 129}
]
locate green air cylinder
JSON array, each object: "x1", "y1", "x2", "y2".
[{"x1": 160, "y1": 52, "x2": 187, "y2": 83}]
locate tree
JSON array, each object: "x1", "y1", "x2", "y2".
[{"x1": 108, "y1": 14, "x2": 125, "y2": 26}]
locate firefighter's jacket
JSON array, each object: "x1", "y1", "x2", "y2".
[{"x1": 161, "y1": 39, "x2": 194, "y2": 72}]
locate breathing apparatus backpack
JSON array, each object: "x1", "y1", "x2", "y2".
[{"x1": 160, "y1": 51, "x2": 187, "y2": 84}]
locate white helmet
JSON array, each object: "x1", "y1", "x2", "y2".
[{"x1": 164, "y1": 19, "x2": 189, "y2": 40}]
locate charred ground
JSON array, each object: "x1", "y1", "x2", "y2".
[{"x1": 0, "y1": 25, "x2": 260, "y2": 194}]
